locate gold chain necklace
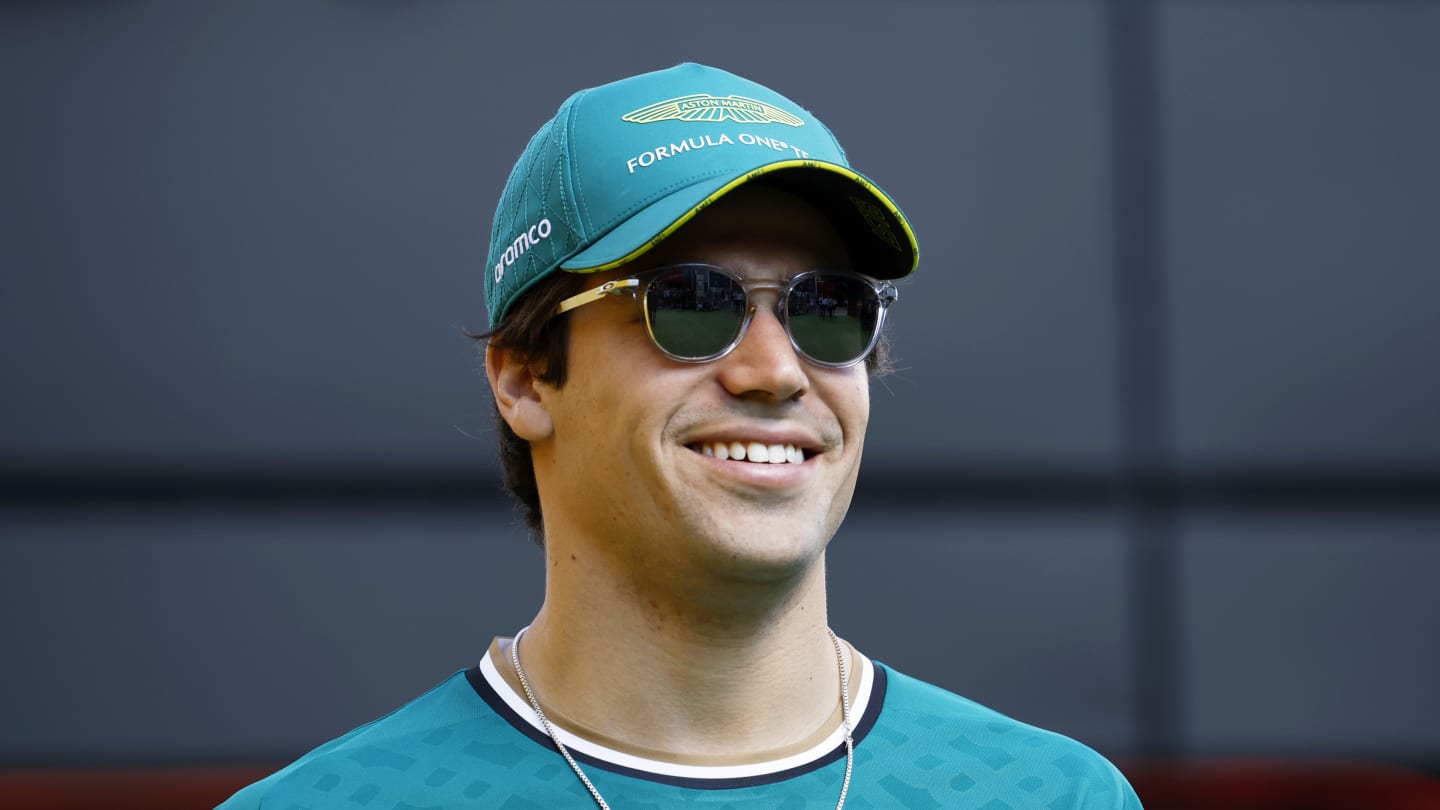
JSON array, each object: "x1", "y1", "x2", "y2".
[{"x1": 510, "y1": 627, "x2": 855, "y2": 809}]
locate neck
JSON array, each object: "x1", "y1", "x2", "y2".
[{"x1": 513, "y1": 543, "x2": 845, "y2": 761}]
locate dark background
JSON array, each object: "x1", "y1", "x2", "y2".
[{"x1": 2, "y1": 0, "x2": 1437, "y2": 780}]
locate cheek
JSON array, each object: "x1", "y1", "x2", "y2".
[
  {"x1": 854, "y1": 379, "x2": 872, "y2": 421},
  {"x1": 835, "y1": 374, "x2": 872, "y2": 432},
  {"x1": 552, "y1": 364, "x2": 663, "y2": 458}
]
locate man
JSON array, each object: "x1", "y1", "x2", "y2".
[{"x1": 221, "y1": 63, "x2": 1141, "y2": 809}]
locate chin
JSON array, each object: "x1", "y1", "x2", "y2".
[{"x1": 693, "y1": 526, "x2": 832, "y2": 584}]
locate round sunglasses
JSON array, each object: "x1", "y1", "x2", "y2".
[{"x1": 555, "y1": 264, "x2": 898, "y2": 367}]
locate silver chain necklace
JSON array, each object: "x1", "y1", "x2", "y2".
[{"x1": 510, "y1": 627, "x2": 855, "y2": 810}]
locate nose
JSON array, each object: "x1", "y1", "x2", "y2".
[{"x1": 715, "y1": 304, "x2": 809, "y2": 401}]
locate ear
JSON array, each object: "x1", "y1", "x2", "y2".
[{"x1": 486, "y1": 343, "x2": 554, "y2": 442}]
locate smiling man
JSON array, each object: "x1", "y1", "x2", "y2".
[{"x1": 220, "y1": 63, "x2": 1141, "y2": 809}]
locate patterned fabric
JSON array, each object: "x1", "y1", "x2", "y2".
[{"x1": 219, "y1": 653, "x2": 1141, "y2": 809}]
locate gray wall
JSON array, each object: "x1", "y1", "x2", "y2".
[{"x1": 2, "y1": 0, "x2": 1437, "y2": 769}]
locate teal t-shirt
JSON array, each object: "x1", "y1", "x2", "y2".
[{"x1": 220, "y1": 648, "x2": 1141, "y2": 808}]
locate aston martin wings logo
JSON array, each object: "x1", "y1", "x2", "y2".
[{"x1": 622, "y1": 94, "x2": 805, "y2": 127}]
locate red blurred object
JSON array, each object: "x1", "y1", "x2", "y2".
[
  {"x1": 2, "y1": 759, "x2": 1439, "y2": 809},
  {"x1": 0, "y1": 766, "x2": 274, "y2": 810},
  {"x1": 1123, "y1": 758, "x2": 1440, "y2": 810}
]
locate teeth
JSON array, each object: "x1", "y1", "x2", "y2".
[{"x1": 694, "y1": 441, "x2": 805, "y2": 464}]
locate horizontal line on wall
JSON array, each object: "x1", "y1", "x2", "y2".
[
  {"x1": 855, "y1": 467, "x2": 1440, "y2": 510},
  {"x1": 3, "y1": 465, "x2": 1440, "y2": 510}
]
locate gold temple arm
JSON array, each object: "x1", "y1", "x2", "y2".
[{"x1": 554, "y1": 278, "x2": 641, "y2": 315}]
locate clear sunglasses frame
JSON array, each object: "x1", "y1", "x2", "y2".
[{"x1": 554, "y1": 263, "x2": 899, "y2": 368}]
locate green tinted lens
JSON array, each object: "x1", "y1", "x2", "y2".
[
  {"x1": 786, "y1": 274, "x2": 879, "y2": 364},
  {"x1": 645, "y1": 266, "x2": 746, "y2": 359}
]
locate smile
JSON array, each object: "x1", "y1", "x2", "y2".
[{"x1": 689, "y1": 441, "x2": 808, "y2": 464}]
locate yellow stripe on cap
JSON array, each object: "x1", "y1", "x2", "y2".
[{"x1": 565, "y1": 159, "x2": 920, "y2": 276}]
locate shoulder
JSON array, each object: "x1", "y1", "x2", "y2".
[
  {"x1": 215, "y1": 669, "x2": 518, "y2": 809},
  {"x1": 866, "y1": 663, "x2": 1143, "y2": 809}
]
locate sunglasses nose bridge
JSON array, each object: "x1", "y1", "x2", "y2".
[
  {"x1": 738, "y1": 279, "x2": 789, "y2": 317},
  {"x1": 727, "y1": 299, "x2": 802, "y2": 365}
]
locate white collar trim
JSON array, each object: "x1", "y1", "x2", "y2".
[{"x1": 478, "y1": 640, "x2": 875, "y2": 780}]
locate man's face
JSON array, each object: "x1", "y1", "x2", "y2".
[{"x1": 527, "y1": 186, "x2": 872, "y2": 592}]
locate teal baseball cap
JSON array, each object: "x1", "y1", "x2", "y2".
[{"x1": 484, "y1": 62, "x2": 919, "y2": 326}]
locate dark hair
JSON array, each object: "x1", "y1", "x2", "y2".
[
  {"x1": 475, "y1": 272, "x2": 893, "y2": 546},
  {"x1": 473, "y1": 272, "x2": 582, "y2": 546}
]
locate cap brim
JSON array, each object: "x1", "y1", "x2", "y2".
[{"x1": 559, "y1": 159, "x2": 918, "y2": 279}]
